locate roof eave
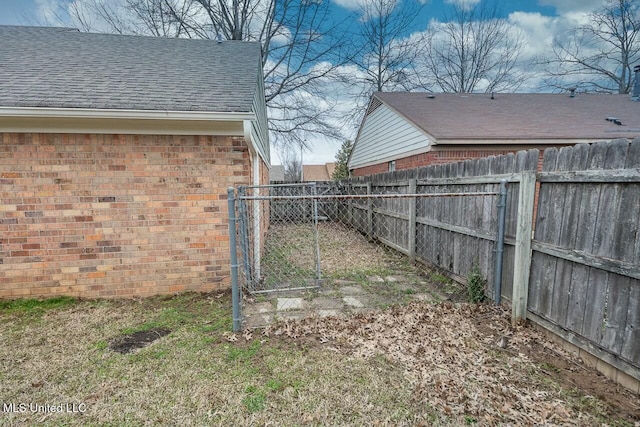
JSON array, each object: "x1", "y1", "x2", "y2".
[
  {"x1": 0, "y1": 106, "x2": 256, "y2": 121},
  {"x1": 434, "y1": 137, "x2": 634, "y2": 144}
]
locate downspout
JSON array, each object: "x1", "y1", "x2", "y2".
[{"x1": 243, "y1": 120, "x2": 262, "y2": 280}]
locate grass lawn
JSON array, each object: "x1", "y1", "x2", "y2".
[{"x1": 0, "y1": 293, "x2": 637, "y2": 426}]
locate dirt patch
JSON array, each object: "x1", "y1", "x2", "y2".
[
  {"x1": 109, "y1": 328, "x2": 171, "y2": 354},
  {"x1": 471, "y1": 309, "x2": 640, "y2": 423},
  {"x1": 262, "y1": 302, "x2": 639, "y2": 425},
  {"x1": 525, "y1": 341, "x2": 639, "y2": 420}
]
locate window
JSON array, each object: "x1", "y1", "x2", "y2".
[{"x1": 388, "y1": 160, "x2": 396, "y2": 172}]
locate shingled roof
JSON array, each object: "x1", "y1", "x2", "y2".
[
  {"x1": 374, "y1": 92, "x2": 640, "y2": 141},
  {"x1": 0, "y1": 25, "x2": 262, "y2": 112}
]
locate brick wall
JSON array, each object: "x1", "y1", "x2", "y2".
[
  {"x1": 0, "y1": 133, "x2": 260, "y2": 299},
  {"x1": 352, "y1": 148, "x2": 555, "y2": 177},
  {"x1": 351, "y1": 149, "x2": 520, "y2": 177},
  {"x1": 350, "y1": 162, "x2": 390, "y2": 177}
]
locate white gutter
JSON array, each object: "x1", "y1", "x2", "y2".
[{"x1": 0, "y1": 106, "x2": 256, "y2": 121}]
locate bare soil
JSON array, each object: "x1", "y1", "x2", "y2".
[{"x1": 109, "y1": 328, "x2": 171, "y2": 354}]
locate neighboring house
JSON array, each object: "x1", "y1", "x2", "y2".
[
  {"x1": 269, "y1": 163, "x2": 336, "y2": 182},
  {"x1": 0, "y1": 26, "x2": 269, "y2": 299},
  {"x1": 303, "y1": 163, "x2": 336, "y2": 181},
  {"x1": 349, "y1": 86, "x2": 640, "y2": 176}
]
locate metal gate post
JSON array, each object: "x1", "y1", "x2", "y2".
[
  {"x1": 237, "y1": 186, "x2": 253, "y2": 291},
  {"x1": 312, "y1": 182, "x2": 322, "y2": 282},
  {"x1": 493, "y1": 179, "x2": 508, "y2": 304},
  {"x1": 227, "y1": 187, "x2": 242, "y2": 332}
]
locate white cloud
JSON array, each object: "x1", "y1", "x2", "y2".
[
  {"x1": 332, "y1": 0, "x2": 363, "y2": 10},
  {"x1": 444, "y1": 0, "x2": 481, "y2": 10},
  {"x1": 537, "y1": 0, "x2": 603, "y2": 14},
  {"x1": 35, "y1": 0, "x2": 63, "y2": 24}
]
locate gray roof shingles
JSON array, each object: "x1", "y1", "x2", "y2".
[
  {"x1": 375, "y1": 92, "x2": 640, "y2": 141},
  {"x1": 0, "y1": 25, "x2": 262, "y2": 113}
]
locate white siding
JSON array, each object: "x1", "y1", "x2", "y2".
[{"x1": 349, "y1": 103, "x2": 431, "y2": 169}]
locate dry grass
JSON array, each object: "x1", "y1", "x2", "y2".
[
  {"x1": 1, "y1": 294, "x2": 637, "y2": 426},
  {"x1": 263, "y1": 222, "x2": 410, "y2": 278},
  {"x1": 0, "y1": 293, "x2": 414, "y2": 426}
]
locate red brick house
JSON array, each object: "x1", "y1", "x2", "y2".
[
  {"x1": 348, "y1": 91, "x2": 640, "y2": 176},
  {"x1": 0, "y1": 26, "x2": 269, "y2": 298}
]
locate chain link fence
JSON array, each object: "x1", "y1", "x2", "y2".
[{"x1": 228, "y1": 181, "x2": 505, "y2": 328}]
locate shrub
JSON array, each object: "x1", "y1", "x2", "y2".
[{"x1": 467, "y1": 266, "x2": 486, "y2": 303}]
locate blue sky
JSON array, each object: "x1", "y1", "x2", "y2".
[
  {"x1": 0, "y1": 0, "x2": 611, "y2": 163},
  {"x1": 0, "y1": 0, "x2": 583, "y2": 27},
  {"x1": 0, "y1": 0, "x2": 35, "y2": 25}
]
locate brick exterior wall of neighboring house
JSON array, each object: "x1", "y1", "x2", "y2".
[
  {"x1": 351, "y1": 148, "x2": 547, "y2": 177},
  {"x1": 0, "y1": 133, "x2": 266, "y2": 299},
  {"x1": 350, "y1": 162, "x2": 390, "y2": 177}
]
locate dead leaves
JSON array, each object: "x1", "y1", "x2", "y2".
[{"x1": 262, "y1": 302, "x2": 598, "y2": 425}]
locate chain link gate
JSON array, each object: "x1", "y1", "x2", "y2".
[{"x1": 237, "y1": 183, "x2": 327, "y2": 293}]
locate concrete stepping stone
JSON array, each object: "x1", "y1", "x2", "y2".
[
  {"x1": 244, "y1": 314, "x2": 272, "y2": 329},
  {"x1": 276, "y1": 297, "x2": 305, "y2": 311},
  {"x1": 277, "y1": 311, "x2": 305, "y2": 321},
  {"x1": 343, "y1": 296, "x2": 364, "y2": 308},
  {"x1": 244, "y1": 302, "x2": 274, "y2": 315},
  {"x1": 340, "y1": 285, "x2": 367, "y2": 295},
  {"x1": 366, "y1": 276, "x2": 385, "y2": 283},
  {"x1": 312, "y1": 297, "x2": 344, "y2": 310}
]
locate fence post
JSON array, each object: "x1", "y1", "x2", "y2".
[
  {"x1": 408, "y1": 179, "x2": 417, "y2": 261},
  {"x1": 312, "y1": 182, "x2": 322, "y2": 281},
  {"x1": 512, "y1": 172, "x2": 536, "y2": 326},
  {"x1": 348, "y1": 183, "x2": 354, "y2": 226},
  {"x1": 227, "y1": 187, "x2": 242, "y2": 332},
  {"x1": 366, "y1": 182, "x2": 373, "y2": 240}
]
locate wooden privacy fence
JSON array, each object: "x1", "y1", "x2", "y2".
[
  {"x1": 344, "y1": 138, "x2": 640, "y2": 381},
  {"x1": 345, "y1": 149, "x2": 540, "y2": 305}
]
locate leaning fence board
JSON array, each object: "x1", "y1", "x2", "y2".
[{"x1": 512, "y1": 172, "x2": 536, "y2": 324}]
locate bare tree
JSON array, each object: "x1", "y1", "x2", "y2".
[
  {"x1": 281, "y1": 146, "x2": 302, "y2": 182},
  {"x1": 417, "y1": 1, "x2": 525, "y2": 93},
  {"x1": 341, "y1": 0, "x2": 424, "y2": 126},
  {"x1": 49, "y1": 0, "x2": 350, "y2": 148},
  {"x1": 541, "y1": 0, "x2": 640, "y2": 94},
  {"x1": 352, "y1": 0, "x2": 424, "y2": 93}
]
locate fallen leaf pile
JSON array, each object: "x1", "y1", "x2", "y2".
[{"x1": 263, "y1": 302, "x2": 601, "y2": 425}]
